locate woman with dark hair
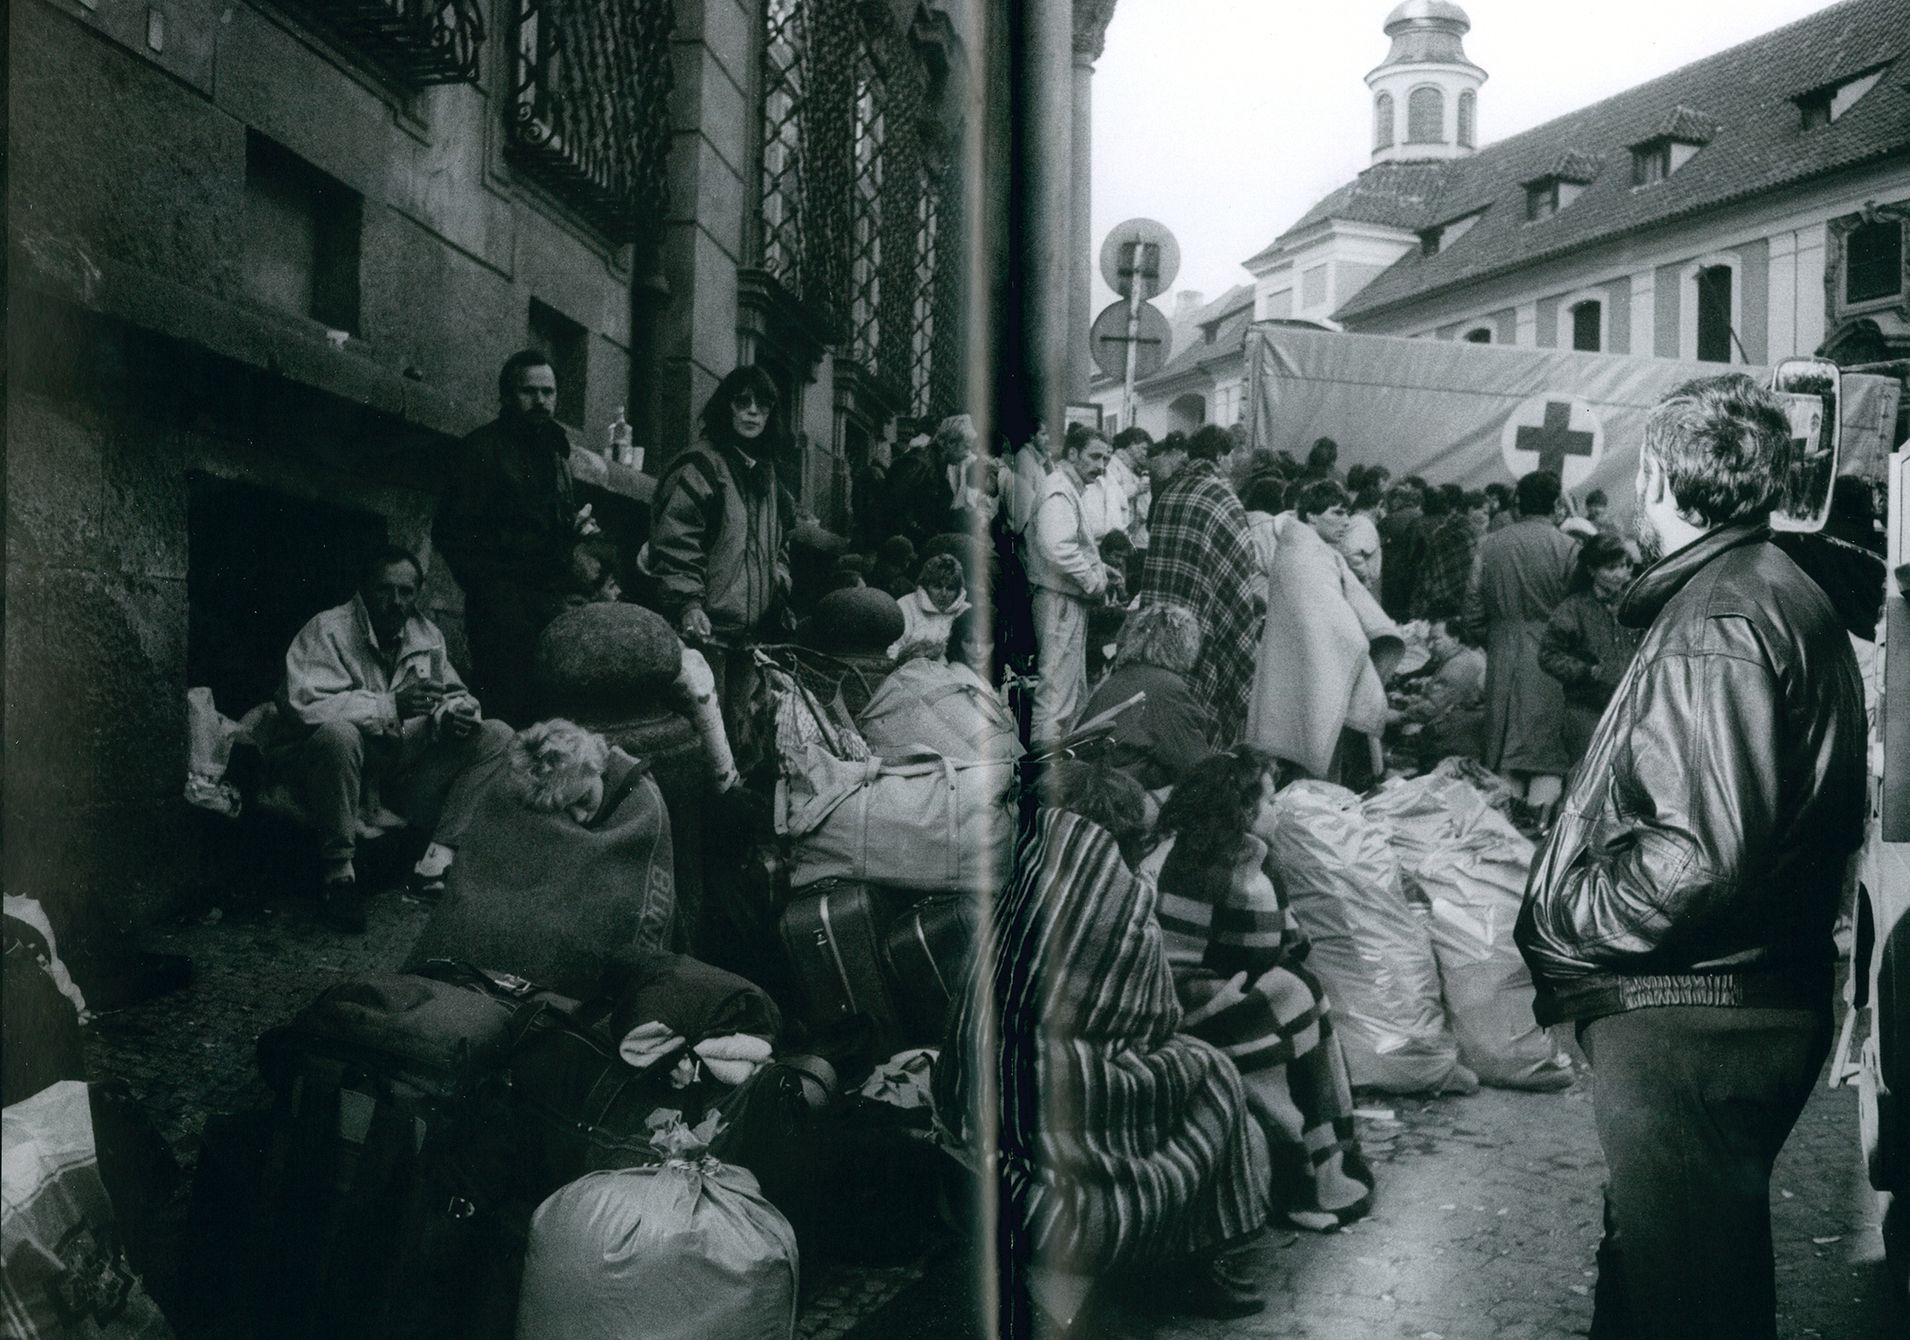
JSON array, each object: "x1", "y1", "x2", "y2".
[
  {"x1": 1537, "y1": 531, "x2": 1640, "y2": 766},
  {"x1": 1139, "y1": 747, "x2": 1376, "y2": 1232},
  {"x1": 934, "y1": 764, "x2": 1273, "y2": 1328},
  {"x1": 640, "y1": 366, "x2": 792, "y2": 772}
]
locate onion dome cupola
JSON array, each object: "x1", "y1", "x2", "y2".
[{"x1": 1366, "y1": 0, "x2": 1487, "y2": 164}]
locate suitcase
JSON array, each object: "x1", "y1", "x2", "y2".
[
  {"x1": 881, "y1": 894, "x2": 980, "y2": 1045},
  {"x1": 777, "y1": 882, "x2": 904, "y2": 1059}
]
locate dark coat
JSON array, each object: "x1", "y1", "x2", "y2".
[{"x1": 1516, "y1": 522, "x2": 1867, "y2": 1026}]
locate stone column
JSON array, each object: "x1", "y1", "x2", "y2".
[
  {"x1": 1068, "y1": 10, "x2": 1104, "y2": 403},
  {"x1": 1027, "y1": 0, "x2": 1076, "y2": 433}
]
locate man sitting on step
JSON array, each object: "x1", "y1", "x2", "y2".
[{"x1": 265, "y1": 546, "x2": 512, "y2": 931}]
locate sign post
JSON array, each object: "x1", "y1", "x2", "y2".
[{"x1": 1097, "y1": 219, "x2": 1179, "y2": 430}]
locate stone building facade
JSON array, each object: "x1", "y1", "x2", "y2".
[{"x1": 5, "y1": 0, "x2": 977, "y2": 922}]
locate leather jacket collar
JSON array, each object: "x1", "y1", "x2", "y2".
[{"x1": 1616, "y1": 517, "x2": 1767, "y2": 629}]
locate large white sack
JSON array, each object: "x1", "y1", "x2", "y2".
[
  {"x1": 1413, "y1": 829, "x2": 1574, "y2": 1091},
  {"x1": 516, "y1": 1160, "x2": 798, "y2": 1340},
  {"x1": 1266, "y1": 781, "x2": 1473, "y2": 1095}
]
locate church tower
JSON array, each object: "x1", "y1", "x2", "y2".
[{"x1": 1365, "y1": 1, "x2": 1487, "y2": 163}]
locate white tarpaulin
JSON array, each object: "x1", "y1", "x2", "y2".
[{"x1": 1243, "y1": 326, "x2": 1899, "y2": 517}]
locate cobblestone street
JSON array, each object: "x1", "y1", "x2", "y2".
[{"x1": 79, "y1": 878, "x2": 1901, "y2": 1340}]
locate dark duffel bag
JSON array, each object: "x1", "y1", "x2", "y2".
[
  {"x1": 247, "y1": 972, "x2": 544, "y2": 1340},
  {"x1": 881, "y1": 893, "x2": 981, "y2": 1046}
]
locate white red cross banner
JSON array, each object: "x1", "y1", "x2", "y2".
[
  {"x1": 1244, "y1": 327, "x2": 1899, "y2": 521},
  {"x1": 1243, "y1": 326, "x2": 1766, "y2": 520}
]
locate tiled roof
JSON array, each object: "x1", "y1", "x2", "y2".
[
  {"x1": 1647, "y1": 105, "x2": 1720, "y2": 145},
  {"x1": 1249, "y1": 162, "x2": 1453, "y2": 261},
  {"x1": 1312, "y1": 0, "x2": 1910, "y2": 322},
  {"x1": 1136, "y1": 285, "x2": 1256, "y2": 389},
  {"x1": 1526, "y1": 149, "x2": 1604, "y2": 186}
]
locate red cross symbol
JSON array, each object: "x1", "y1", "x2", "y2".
[{"x1": 1515, "y1": 400, "x2": 1597, "y2": 477}]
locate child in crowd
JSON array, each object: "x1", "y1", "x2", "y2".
[{"x1": 889, "y1": 553, "x2": 970, "y2": 660}]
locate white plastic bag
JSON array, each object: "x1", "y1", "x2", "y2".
[
  {"x1": 1413, "y1": 830, "x2": 1573, "y2": 1091},
  {"x1": 1266, "y1": 781, "x2": 1473, "y2": 1095},
  {"x1": 516, "y1": 1141, "x2": 798, "y2": 1340},
  {"x1": 1, "y1": 1081, "x2": 175, "y2": 1340}
]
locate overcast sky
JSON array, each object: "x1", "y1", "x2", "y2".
[{"x1": 1090, "y1": 0, "x2": 1843, "y2": 319}]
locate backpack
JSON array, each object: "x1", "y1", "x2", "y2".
[{"x1": 243, "y1": 973, "x2": 547, "y2": 1339}]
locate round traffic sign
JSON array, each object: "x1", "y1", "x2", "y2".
[
  {"x1": 1099, "y1": 218, "x2": 1180, "y2": 300},
  {"x1": 1090, "y1": 300, "x2": 1171, "y2": 382},
  {"x1": 1499, "y1": 393, "x2": 1604, "y2": 489}
]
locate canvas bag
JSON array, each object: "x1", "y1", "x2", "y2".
[
  {"x1": 856, "y1": 660, "x2": 1017, "y2": 764},
  {"x1": 777, "y1": 743, "x2": 1010, "y2": 894}
]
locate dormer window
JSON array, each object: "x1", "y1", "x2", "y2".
[
  {"x1": 1793, "y1": 67, "x2": 1886, "y2": 130},
  {"x1": 1522, "y1": 152, "x2": 1599, "y2": 222},
  {"x1": 1628, "y1": 108, "x2": 1714, "y2": 188},
  {"x1": 1420, "y1": 209, "x2": 1484, "y2": 255}
]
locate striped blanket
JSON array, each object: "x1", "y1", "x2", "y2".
[
  {"x1": 1139, "y1": 460, "x2": 1264, "y2": 747},
  {"x1": 932, "y1": 810, "x2": 1270, "y2": 1272},
  {"x1": 1141, "y1": 832, "x2": 1375, "y2": 1230}
]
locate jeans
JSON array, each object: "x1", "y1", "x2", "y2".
[
  {"x1": 1579, "y1": 1004, "x2": 1832, "y2": 1340},
  {"x1": 285, "y1": 716, "x2": 513, "y2": 864}
]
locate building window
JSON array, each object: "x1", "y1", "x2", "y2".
[
  {"x1": 1263, "y1": 288, "x2": 1293, "y2": 320},
  {"x1": 277, "y1": 0, "x2": 486, "y2": 87},
  {"x1": 848, "y1": 44, "x2": 886, "y2": 370},
  {"x1": 1846, "y1": 219, "x2": 1904, "y2": 305},
  {"x1": 1525, "y1": 181, "x2": 1557, "y2": 221},
  {"x1": 1301, "y1": 264, "x2": 1328, "y2": 309},
  {"x1": 1793, "y1": 67, "x2": 1886, "y2": 130},
  {"x1": 1419, "y1": 228, "x2": 1440, "y2": 257},
  {"x1": 527, "y1": 298, "x2": 588, "y2": 429},
  {"x1": 1406, "y1": 86, "x2": 1444, "y2": 144},
  {"x1": 243, "y1": 132, "x2": 361, "y2": 333},
  {"x1": 1457, "y1": 90, "x2": 1475, "y2": 148},
  {"x1": 1570, "y1": 300, "x2": 1602, "y2": 352},
  {"x1": 507, "y1": 0, "x2": 675, "y2": 242},
  {"x1": 1463, "y1": 327, "x2": 1492, "y2": 344},
  {"x1": 1632, "y1": 142, "x2": 1670, "y2": 186},
  {"x1": 1374, "y1": 93, "x2": 1394, "y2": 150},
  {"x1": 1695, "y1": 265, "x2": 1734, "y2": 363}
]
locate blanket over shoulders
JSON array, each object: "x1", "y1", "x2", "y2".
[
  {"x1": 405, "y1": 747, "x2": 676, "y2": 1000},
  {"x1": 1248, "y1": 515, "x2": 1402, "y2": 777}
]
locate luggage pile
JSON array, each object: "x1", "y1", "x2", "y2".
[{"x1": 1265, "y1": 766, "x2": 1574, "y2": 1096}]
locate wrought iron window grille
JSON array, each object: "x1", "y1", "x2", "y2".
[
  {"x1": 759, "y1": 0, "x2": 957, "y2": 416},
  {"x1": 278, "y1": 0, "x2": 486, "y2": 87},
  {"x1": 507, "y1": 0, "x2": 674, "y2": 243}
]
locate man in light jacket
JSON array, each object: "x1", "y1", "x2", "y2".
[
  {"x1": 268, "y1": 546, "x2": 513, "y2": 930},
  {"x1": 1028, "y1": 425, "x2": 1113, "y2": 742}
]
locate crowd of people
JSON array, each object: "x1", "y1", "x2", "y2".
[{"x1": 237, "y1": 349, "x2": 1879, "y2": 1338}]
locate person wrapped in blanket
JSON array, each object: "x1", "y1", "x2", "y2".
[
  {"x1": 933, "y1": 763, "x2": 1273, "y2": 1331},
  {"x1": 405, "y1": 720, "x2": 676, "y2": 1002},
  {"x1": 1137, "y1": 745, "x2": 1377, "y2": 1234}
]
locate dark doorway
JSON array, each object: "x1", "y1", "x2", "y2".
[{"x1": 187, "y1": 473, "x2": 388, "y2": 717}]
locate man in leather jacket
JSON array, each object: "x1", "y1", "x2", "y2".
[{"x1": 1515, "y1": 374, "x2": 1866, "y2": 1339}]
